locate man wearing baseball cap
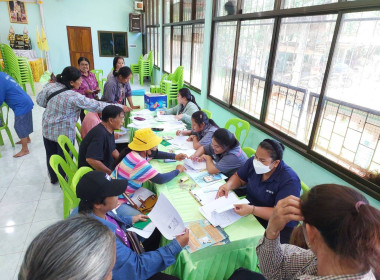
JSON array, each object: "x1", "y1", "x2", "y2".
[{"x1": 76, "y1": 170, "x2": 189, "y2": 280}]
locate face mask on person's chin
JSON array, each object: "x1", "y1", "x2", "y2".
[{"x1": 253, "y1": 158, "x2": 272, "y2": 174}]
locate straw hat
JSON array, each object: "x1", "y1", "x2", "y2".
[{"x1": 128, "y1": 128, "x2": 162, "y2": 151}]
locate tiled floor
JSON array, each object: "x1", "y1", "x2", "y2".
[
  {"x1": 0, "y1": 84, "x2": 62, "y2": 279},
  {"x1": 0, "y1": 80, "x2": 151, "y2": 279}
]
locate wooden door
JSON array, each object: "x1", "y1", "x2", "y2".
[{"x1": 67, "y1": 26, "x2": 94, "y2": 70}]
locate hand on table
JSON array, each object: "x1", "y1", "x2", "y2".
[
  {"x1": 132, "y1": 105, "x2": 141, "y2": 109},
  {"x1": 199, "y1": 154, "x2": 212, "y2": 162},
  {"x1": 234, "y1": 204, "x2": 254, "y2": 216},
  {"x1": 176, "y1": 228, "x2": 190, "y2": 248},
  {"x1": 266, "y1": 195, "x2": 303, "y2": 240},
  {"x1": 216, "y1": 183, "x2": 230, "y2": 198},
  {"x1": 175, "y1": 153, "x2": 187, "y2": 161},
  {"x1": 174, "y1": 114, "x2": 183, "y2": 120},
  {"x1": 176, "y1": 130, "x2": 182, "y2": 136},
  {"x1": 187, "y1": 135, "x2": 197, "y2": 142},
  {"x1": 122, "y1": 105, "x2": 133, "y2": 112},
  {"x1": 132, "y1": 214, "x2": 149, "y2": 224},
  {"x1": 114, "y1": 133, "x2": 122, "y2": 140},
  {"x1": 176, "y1": 164, "x2": 186, "y2": 173}
]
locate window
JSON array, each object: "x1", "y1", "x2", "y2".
[
  {"x1": 146, "y1": 0, "x2": 160, "y2": 67},
  {"x1": 98, "y1": 31, "x2": 128, "y2": 57},
  {"x1": 163, "y1": 0, "x2": 205, "y2": 90},
  {"x1": 209, "y1": 1, "x2": 380, "y2": 197},
  {"x1": 313, "y1": 11, "x2": 380, "y2": 177}
]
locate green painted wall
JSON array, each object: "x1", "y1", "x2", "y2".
[{"x1": 153, "y1": 0, "x2": 380, "y2": 209}]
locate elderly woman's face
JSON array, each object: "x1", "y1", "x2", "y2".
[
  {"x1": 116, "y1": 58, "x2": 124, "y2": 71},
  {"x1": 79, "y1": 60, "x2": 90, "y2": 74}
]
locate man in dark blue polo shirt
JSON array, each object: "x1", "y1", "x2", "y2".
[{"x1": 217, "y1": 139, "x2": 300, "y2": 243}]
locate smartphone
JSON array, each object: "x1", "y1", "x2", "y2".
[
  {"x1": 134, "y1": 117, "x2": 146, "y2": 121},
  {"x1": 152, "y1": 127, "x2": 164, "y2": 132}
]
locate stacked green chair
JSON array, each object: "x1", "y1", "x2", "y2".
[
  {"x1": 242, "y1": 147, "x2": 256, "y2": 158},
  {"x1": 0, "y1": 44, "x2": 35, "y2": 95},
  {"x1": 150, "y1": 73, "x2": 168, "y2": 93},
  {"x1": 75, "y1": 122, "x2": 82, "y2": 146},
  {"x1": 0, "y1": 103, "x2": 15, "y2": 148},
  {"x1": 71, "y1": 166, "x2": 93, "y2": 210},
  {"x1": 224, "y1": 118, "x2": 250, "y2": 146},
  {"x1": 57, "y1": 135, "x2": 79, "y2": 172},
  {"x1": 201, "y1": 109, "x2": 212, "y2": 119},
  {"x1": 130, "y1": 55, "x2": 142, "y2": 84},
  {"x1": 301, "y1": 181, "x2": 311, "y2": 195},
  {"x1": 139, "y1": 50, "x2": 153, "y2": 86},
  {"x1": 100, "y1": 77, "x2": 107, "y2": 98},
  {"x1": 49, "y1": 155, "x2": 77, "y2": 219},
  {"x1": 90, "y1": 69, "x2": 103, "y2": 85},
  {"x1": 162, "y1": 66, "x2": 184, "y2": 108}
]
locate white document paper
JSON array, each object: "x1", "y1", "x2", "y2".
[
  {"x1": 190, "y1": 182, "x2": 224, "y2": 205},
  {"x1": 183, "y1": 158, "x2": 207, "y2": 171},
  {"x1": 148, "y1": 193, "x2": 186, "y2": 240},
  {"x1": 199, "y1": 193, "x2": 249, "y2": 228},
  {"x1": 131, "y1": 109, "x2": 153, "y2": 116},
  {"x1": 127, "y1": 222, "x2": 156, "y2": 239},
  {"x1": 156, "y1": 115, "x2": 177, "y2": 122},
  {"x1": 169, "y1": 136, "x2": 194, "y2": 150}
]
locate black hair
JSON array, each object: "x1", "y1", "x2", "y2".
[
  {"x1": 114, "y1": 66, "x2": 132, "y2": 78},
  {"x1": 259, "y1": 139, "x2": 285, "y2": 161},
  {"x1": 212, "y1": 128, "x2": 239, "y2": 151},
  {"x1": 101, "y1": 105, "x2": 124, "y2": 122},
  {"x1": 178, "y1": 88, "x2": 201, "y2": 113},
  {"x1": 78, "y1": 197, "x2": 106, "y2": 213},
  {"x1": 191, "y1": 111, "x2": 219, "y2": 129},
  {"x1": 56, "y1": 66, "x2": 82, "y2": 89},
  {"x1": 112, "y1": 56, "x2": 124, "y2": 76},
  {"x1": 224, "y1": 1, "x2": 236, "y2": 15},
  {"x1": 78, "y1": 57, "x2": 90, "y2": 65}
]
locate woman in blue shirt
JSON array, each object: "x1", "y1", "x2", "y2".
[
  {"x1": 176, "y1": 111, "x2": 219, "y2": 149},
  {"x1": 217, "y1": 139, "x2": 300, "y2": 243},
  {"x1": 190, "y1": 128, "x2": 248, "y2": 178}
]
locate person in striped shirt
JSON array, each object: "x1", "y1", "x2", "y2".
[{"x1": 111, "y1": 128, "x2": 187, "y2": 216}]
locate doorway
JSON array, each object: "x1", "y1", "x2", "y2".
[{"x1": 67, "y1": 26, "x2": 94, "y2": 69}]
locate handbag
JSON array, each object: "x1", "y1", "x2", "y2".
[
  {"x1": 115, "y1": 167, "x2": 158, "y2": 215},
  {"x1": 46, "y1": 87, "x2": 69, "y2": 103},
  {"x1": 115, "y1": 226, "x2": 145, "y2": 254}
]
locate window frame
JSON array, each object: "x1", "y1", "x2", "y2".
[
  {"x1": 145, "y1": 0, "x2": 161, "y2": 68},
  {"x1": 207, "y1": 0, "x2": 380, "y2": 200},
  {"x1": 97, "y1": 31, "x2": 128, "y2": 58}
]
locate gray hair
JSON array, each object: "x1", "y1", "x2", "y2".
[{"x1": 18, "y1": 215, "x2": 115, "y2": 280}]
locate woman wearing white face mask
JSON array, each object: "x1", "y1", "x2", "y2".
[{"x1": 216, "y1": 139, "x2": 301, "y2": 243}]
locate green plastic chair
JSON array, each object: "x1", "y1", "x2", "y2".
[
  {"x1": 90, "y1": 69, "x2": 103, "y2": 84},
  {"x1": 139, "y1": 50, "x2": 153, "y2": 85},
  {"x1": 75, "y1": 122, "x2": 82, "y2": 146},
  {"x1": 242, "y1": 147, "x2": 256, "y2": 158},
  {"x1": 201, "y1": 109, "x2": 212, "y2": 119},
  {"x1": 100, "y1": 77, "x2": 107, "y2": 98},
  {"x1": 57, "y1": 135, "x2": 78, "y2": 172},
  {"x1": 130, "y1": 55, "x2": 143, "y2": 84},
  {"x1": 224, "y1": 118, "x2": 250, "y2": 146},
  {"x1": 150, "y1": 73, "x2": 168, "y2": 94},
  {"x1": 0, "y1": 103, "x2": 15, "y2": 147},
  {"x1": 301, "y1": 181, "x2": 311, "y2": 195},
  {"x1": 49, "y1": 155, "x2": 76, "y2": 219},
  {"x1": 71, "y1": 166, "x2": 93, "y2": 208},
  {"x1": 163, "y1": 66, "x2": 184, "y2": 108}
]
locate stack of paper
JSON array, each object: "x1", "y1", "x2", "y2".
[
  {"x1": 183, "y1": 159, "x2": 206, "y2": 171},
  {"x1": 186, "y1": 170, "x2": 227, "y2": 188},
  {"x1": 199, "y1": 193, "x2": 250, "y2": 228},
  {"x1": 127, "y1": 222, "x2": 156, "y2": 239},
  {"x1": 148, "y1": 193, "x2": 186, "y2": 240},
  {"x1": 169, "y1": 136, "x2": 194, "y2": 150},
  {"x1": 184, "y1": 219, "x2": 229, "y2": 253},
  {"x1": 190, "y1": 181, "x2": 225, "y2": 205}
]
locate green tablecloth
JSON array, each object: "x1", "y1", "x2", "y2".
[{"x1": 148, "y1": 140, "x2": 265, "y2": 280}]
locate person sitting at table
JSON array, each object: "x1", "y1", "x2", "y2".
[
  {"x1": 255, "y1": 184, "x2": 380, "y2": 279},
  {"x1": 102, "y1": 66, "x2": 140, "y2": 109},
  {"x1": 81, "y1": 111, "x2": 122, "y2": 141},
  {"x1": 75, "y1": 57, "x2": 100, "y2": 100},
  {"x1": 107, "y1": 56, "x2": 125, "y2": 80},
  {"x1": 176, "y1": 111, "x2": 219, "y2": 150},
  {"x1": 78, "y1": 105, "x2": 124, "y2": 174},
  {"x1": 111, "y1": 128, "x2": 187, "y2": 216},
  {"x1": 216, "y1": 139, "x2": 300, "y2": 243},
  {"x1": 164, "y1": 88, "x2": 200, "y2": 130},
  {"x1": 77, "y1": 170, "x2": 189, "y2": 280},
  {"x1": 190, "y1": 128, "x2": 247, "y2": 178},
  {"x1": 19, "y1": 215, "x2": 116, "y2": 280},
  {"x1": 37, "y1": 66, "x2": 130, "y2": 184}
]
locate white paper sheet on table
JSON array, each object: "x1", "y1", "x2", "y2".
[
  {"x1": 183, "y1": 159, "x2": 206, "y2": 171},
  {"x1": 131, "y1": 109, "x2": 153, "y2": 116},
  {"x1": 148, "y1": 193, "x2": 186, "y2": 240},
  {"x1": 199, "y1": 193, "x2": 249, "y2": 228},
  {"x1": 185, "y1": 170, "x2": 226, "y2": 188},
  {"x1": 156, "y1": 115, "x2": 176, "y2": 122},
  {"x1": 169, "y1": 136, "x2": 194, "y2": 150},
  {"x1": 190, "y1": 181, "x2": 225, "y2": 205},
  {"x1": 127, "y1": 222, "x2": 156, "y2": 239}
]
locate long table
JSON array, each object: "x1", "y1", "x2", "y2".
[{"x1": 146, "y1": 134, "x2": 265, "y2": 280}]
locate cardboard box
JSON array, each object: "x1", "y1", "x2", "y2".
[{"x1": 144, "y1": 93, "x2": 167, "y2": 111}]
